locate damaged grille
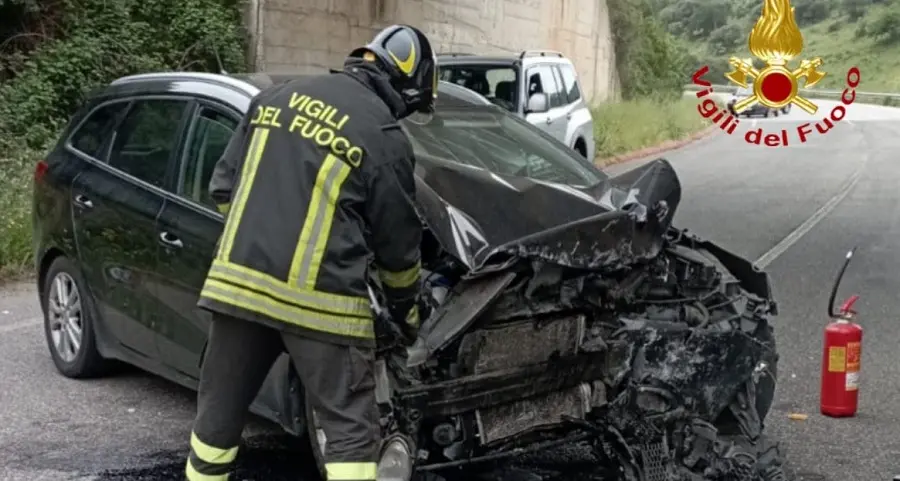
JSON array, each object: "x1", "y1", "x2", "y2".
[
  {"x1": 641, "y1": 437, "x2": 669, "y2": 481},
  {"x1": 459, "y1": 314, "x2": 590, "y2": 444},
  {"x1": 461, "y1": 313, "x2": 586, "y2": 373}
]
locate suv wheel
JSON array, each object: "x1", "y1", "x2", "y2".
[
  {"x1": 41, "y1": 256, "x2": 110, "y2": 378},
  {"x1": 574, "y1": 139, "x2": 588, "y2": 158}
]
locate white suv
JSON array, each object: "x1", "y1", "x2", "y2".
[{"x1": 438, "y1": 50, "x2": 595, "y2": 159}]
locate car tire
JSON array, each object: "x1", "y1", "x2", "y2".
[
  {"x1": 574, "y1": 140, "x2": 588, "y2": 159},
  {"x1": 41, "y1": 256, "x2": 110, "y2": 378}
]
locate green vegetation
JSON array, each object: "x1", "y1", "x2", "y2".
[
  {"x1": 590, "y1": 0, "x2": 709, "y2": 163},
  {"x1": 592, "y1": 99, "x2": 708, "y2": 162},
  {"x1": 656, "y1": 0, "x2": 900, "y2": 92},
  {"x1": 0, "y1": 0, "x2": 247, "y2": 275}
]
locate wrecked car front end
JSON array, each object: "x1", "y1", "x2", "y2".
[{"x1": 369, "y1": 158, "x2": 783, "y2": 481}]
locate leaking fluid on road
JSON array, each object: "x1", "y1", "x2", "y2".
[{"x1": 91, "y1": 433, "x2": 614, "y2": 481}]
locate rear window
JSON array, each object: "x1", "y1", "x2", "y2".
[
  {"x1": 68, "y1": 101, "x2": 130, "y2": 160},
  {"x1": 439, "y1": 65, "x2": 518, "y2": 112}
]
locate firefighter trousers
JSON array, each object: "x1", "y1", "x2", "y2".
[{"x1": 185, "y1": 312, "x2": 380, "y2": 481}]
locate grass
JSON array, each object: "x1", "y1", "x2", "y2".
[
  {"x1": 592, "y1": 98, "x2": 709, "y2": 163},
  {"x1": 0, "y1": 147, "x2": 40, "y2": 280},
  {"x1": 801, "y1": 10, "x2": 900, "y2": 93},
  {"x1": 687, "y1": 2, "x2": 900, "y2": 93}
]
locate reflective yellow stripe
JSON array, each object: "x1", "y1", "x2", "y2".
[
  {"x1": 207, "y1": 259, "x2": 370, "y2": 317},
  {"x1": 289, "y1": 153, "x2": 353, "y2": 289},
  {"x1": 200, "y1": 278, "x2": 375, "y2": 338},
  {"x1": 379, "y1": 261, "x2": 421, "y2": 289},
  {"x1": 218, "y1": 127, "x2": 269, "y2": 261},
  {"x1": 186, "y1": 459, "x2": 229, "y2": 481},
  {"x1": 325, "y1": 461, "x2": 378, "y2": 480},
  {"x1": 190, "y1": 432, "x2": 238, "y2": 464},
  {"x1": 216, "y1": 203, "x2": 230, "y2": 214},
  {"x1": 406, "y1": 305, "x2": 420, "y2": 327}
]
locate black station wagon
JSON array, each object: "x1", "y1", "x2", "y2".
[{"x1": 30, "y1": 70, "x2": 613, "y2": 471}]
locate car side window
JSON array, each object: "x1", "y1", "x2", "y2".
[
  {"x1": 526, "y1": 65, "x2": 563, "y2": 108},
  {"x1": 558, "y1": 64, "x2": 582, "y2": 104},
  {"x1": 107, "y1": 99, "x2": 189, "y2": 188},
  {"x1": 69, "y1": 101, "x2": 130, "y2": 160},
  {"x1": 551, "y1": 66, "x2": 569, "y2": 105},
  {"x1": 179, "y1": 107, "x2": 239, "y2": 208}
]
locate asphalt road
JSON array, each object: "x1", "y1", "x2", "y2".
[{"x1": 2, "y1": 98, "x2": 899, "y2": 480}]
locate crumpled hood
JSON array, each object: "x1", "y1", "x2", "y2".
[{"x1": 414, "y1": 158, "x2": 681, "y2": 271}]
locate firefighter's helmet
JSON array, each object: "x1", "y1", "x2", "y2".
[{"x1": 348, "y1": 25, "x2": 438, "y2": 115}]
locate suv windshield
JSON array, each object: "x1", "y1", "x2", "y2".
[
  {"x1": 402, "y1": 106, "x2": 604, "y2": 187},
  {"x1": 439, "y1": 65, "x2": 518, "y2": 112}
]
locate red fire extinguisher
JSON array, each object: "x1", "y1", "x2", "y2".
[{"x1": 820, "y1": 247, "x2": 863, "y2": 417}]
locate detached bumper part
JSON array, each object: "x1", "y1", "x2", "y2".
[{"x1": 377, "y1": 435, "x2": 414, "y2": 481}]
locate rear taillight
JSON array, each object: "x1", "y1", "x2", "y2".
[{"x1": 34, "y1": 160, "x2": 48, "y2": 182}]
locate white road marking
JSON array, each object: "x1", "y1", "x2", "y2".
[
  {"x1": 0, "y1": 317, "x2": 42, "y2": 333},
  {"x1": 754, "y1": 162, "x2": 866, "y2": 268}
]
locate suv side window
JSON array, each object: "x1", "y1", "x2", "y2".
[
  {"x1": 69, "y1": 101, "x2": 130, "y2": 160},
  {"x1": 526, "y1": 65, "x2": 563, "y2": 108},
  {"x1": 558, "y1": 64, "x2": 582, "y2": 104},
  {"x1": 107, "y1": 99, "x2": 189, "y2": 188},
  {"x1": 179, "y1": 106, "x2": 239, "y2": 208}
]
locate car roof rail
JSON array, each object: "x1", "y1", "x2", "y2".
[
  {"x1": 439, "y1": 52, "x2": 475, "y2": 57},
  {"x1": 519, "y1": 50, "x2": 564, "y2": 59},
  {"x1": 110, "y1": 71, "x2": 258, "y2": 95}
]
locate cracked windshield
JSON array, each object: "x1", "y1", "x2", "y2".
[{"x1": 3, "y1": 0, "x2": 900, "y2": 481}]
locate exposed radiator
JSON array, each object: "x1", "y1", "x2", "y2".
[
  {"x1": 460, "y1": 313, "x2": 586, "y2": 374},
  {"x1": 459, "y1": 314, "x2": 589, "y2": 445}
]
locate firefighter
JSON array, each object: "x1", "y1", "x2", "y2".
[{"x1": 184, "y1": 24, "x2": 437, "y2": 481}]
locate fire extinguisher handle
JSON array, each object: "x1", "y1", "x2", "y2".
[
  {"x1": 828, "y1": 247, "x2": 857, "y2": 318},
  {"x1": 840, "y1": 294, "x2": 860, "y2": 315}
]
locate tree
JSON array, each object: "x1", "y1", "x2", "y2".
[
  {"x1": 867, "y1": 10, "x2": 900, "y2": 44},
  {"x1": 709, "y1": 24, "x2": 744, "y2": 55},
  {"x1": 793, "y1": 0, "x2": 830, "y2": 26},
  {"x1": 660, "y1": 0, "x2": 731, "y2": 40}
]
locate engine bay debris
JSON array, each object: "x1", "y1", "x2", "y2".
[{"x1": 366, "y1": 159, "x2": 785, "y2": 481}]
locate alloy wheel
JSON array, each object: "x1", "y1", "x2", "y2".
[{"x1": 47, "y1": 272, "x2": 84, "y2": 363}]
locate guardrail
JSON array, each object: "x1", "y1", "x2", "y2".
[{"x1": 683, "y1": 84, "x2": 900, "y2": 106}]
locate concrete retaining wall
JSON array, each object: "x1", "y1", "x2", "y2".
[{"x1": 243, "y1": 0, "x2": 619, "y2": 102}]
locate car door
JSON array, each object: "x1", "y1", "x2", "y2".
[
  {"x1": 71, "y1": 97, "x2": 190, "y2": 360},
  {"x1": 554, "y1": 63, "x2": 593, "y2": 155},
  {"x1": 152, "y1": 103, "x2": 239, "y2": 379},
  {"x1": 550, "y1": 65, "x2": 578, "y2": 140},
  {"x1": 523, "y1": 64, "x2": 567, "y2": 142}
]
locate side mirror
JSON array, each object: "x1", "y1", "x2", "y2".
[{"x1": 525, "y1": 93, "x2": 549, "y2": 114}]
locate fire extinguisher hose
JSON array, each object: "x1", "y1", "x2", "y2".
[{"x1": 827, "y1": 246, "x2": 857, "y2": 318}]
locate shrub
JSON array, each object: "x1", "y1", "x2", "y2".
[
  {"x1": 608, "y1": 0, "x2": 691, "y2": 101},
  {"x1": 0, "y1": 0, "x2": 247, "y2": 273}
]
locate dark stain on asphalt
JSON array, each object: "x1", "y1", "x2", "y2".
[
  {"x1": 90, "y1": 434, "x2": 614, "y2": 481},
  {"x1": 93, "y1": 434, "x2": 319, "y2": 481}
]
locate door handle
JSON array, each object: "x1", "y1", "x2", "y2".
[
  {"x1": 73, "y1": 194, "x2": 93, "y2": 209},
  {"x1": 566, "y1": 113, "x2": 573, "y2": 120},
  {"x1": 159, "y1": 231, "x2": 184, "y2": 248},
  {"x1": 545, "y1": 117, "x2": 553, "y2": 124}
]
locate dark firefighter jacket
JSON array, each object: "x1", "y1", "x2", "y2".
[{"x1": 197, "y1": 63, "x2": 423, "y2": 347}]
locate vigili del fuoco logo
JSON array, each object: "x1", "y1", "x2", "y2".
[{"x1": 691, "y1": 0, "x2": 861, "y2": 147}]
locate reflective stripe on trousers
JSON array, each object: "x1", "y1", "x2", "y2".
[
  {"x1": 185, "y1": 431, "x2": 237, "y2": 481},
  {"x1": 325, "y1": 461, "x2": 377, "y2": 480}
]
